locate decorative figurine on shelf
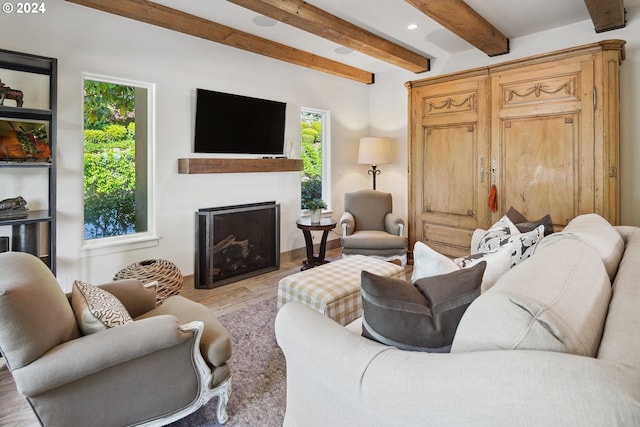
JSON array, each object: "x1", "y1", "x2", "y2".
[
  {"x1": 0, "y1": 196, "x2": 28, "y2": 220},
  {"x1": 0, "y1": 121, "x2": 50, "y2": 161},
  {"x1": 0, "y1": 79, "x2": 24, "y2": 108}
]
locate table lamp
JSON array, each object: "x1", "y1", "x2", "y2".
[{"x1": 357, "y1": 137, "x2": 391, "y2": 190}]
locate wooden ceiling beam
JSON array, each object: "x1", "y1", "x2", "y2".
[
  {"x1": 405, "y1": 0, "x2": 509, "y2": 57},
  {"x1": 583, "y1": 0, "x2": 626, "y2": 33},
  {"x1": 65, "y1": 0, "x2": 374, "y2": 84},
  {"x1": 227, "y1": 0, "x2": 430, "y2": 73}
]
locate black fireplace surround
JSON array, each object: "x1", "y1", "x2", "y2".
[{"x1": 195, "y1": 201, "x2": 280, "y2": 288}]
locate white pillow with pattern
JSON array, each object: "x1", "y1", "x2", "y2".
[
  {"x1": 508, "y1": 224, "x2": 545, "y2": 267},
  {"x1": 455, "y1": 244, "x2": 512, "y2": 293},
  {"x1": 72, "y1": 280, "x2": 133, "y2": 335},
  {"x1": 457, "y1": 225, "x2": 545, "y2": 292},
  {"x1": 476, "y1": 215, "x2": 519, "y2": 253}
]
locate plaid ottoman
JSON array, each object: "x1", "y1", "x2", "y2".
[{"x1": 277, "y1": 255, "x2": 406, "y2": 325}]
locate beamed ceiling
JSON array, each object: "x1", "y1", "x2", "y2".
[{"x1": 66, "y1": 0, "x2": 629, "y2": 84}]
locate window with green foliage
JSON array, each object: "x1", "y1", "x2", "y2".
[
  {"x1": 83, "y1": 76, "x2": 153, "y2": 242},
  {"x1": 300, "y1": 108, "x2": 330, "y2": 211}
]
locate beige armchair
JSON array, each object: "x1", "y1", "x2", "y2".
[
  {"x1": 0, "y1": 252, "x2": 232, "y2": 427},
  {"x1": 340, "y1": 189, "x2": 407, "y2": 265}
]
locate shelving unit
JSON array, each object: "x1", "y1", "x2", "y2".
[{"x1": 0, "y1": 48, "x2": 57, "y2": 273}]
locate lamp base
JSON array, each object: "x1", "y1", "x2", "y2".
[{"x1": 368, "y1": 165, "x2": 381, "y2": 190}]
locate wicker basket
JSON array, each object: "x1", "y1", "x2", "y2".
[{"x1": 114, "y1": 259, "x2": 184, "y2": 303}]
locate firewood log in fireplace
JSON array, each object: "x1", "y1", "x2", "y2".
[{"x1": 212, "y1": 234, "x2": 265, "y2": 277}]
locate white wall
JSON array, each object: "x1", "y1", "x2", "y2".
[
  {"x1": 0, "y1": 3, "x2": 369, "y2": 286},
  {"x1": 2, "y1": 4, "x2": 638, "y2": 287},
  {"x1": 369, "y1": 5, "x2": 640, "y2": 229}
]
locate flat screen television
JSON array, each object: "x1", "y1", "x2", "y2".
[{"x1": 194, "y1": 88, "x2": 287, "y2": 155}]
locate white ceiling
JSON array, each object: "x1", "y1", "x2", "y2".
[{"x1": 149, "y1": 0, "x2": 636, "y2": 74}]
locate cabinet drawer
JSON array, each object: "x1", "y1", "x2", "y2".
[{"x1": 420, "y1": 223, "x2": 473, "y2": 258}]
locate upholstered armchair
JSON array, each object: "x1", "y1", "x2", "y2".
[
  {"x1": 0, "y1": 252, "x2": 232, "y2": 427},
  {"x1": 340, "y1": 189, "x2": 407, "y2": 265}
]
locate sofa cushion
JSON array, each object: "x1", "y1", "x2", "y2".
[
  {"x1": 341, "y1": 230, "x2": 406, "y2": 250},
  {"x1": 559, "y1": 213, "x2": 624, "y2": 280},
  {"x1": 451, "y1": 237, "x2": 611, "y2": 356},
  {"x1": 72, "y1": 280, "x2": 133, "y2": 335},
  {"x1": 598, "y1": 229, "x2": 640, "y2": 365},
  {"x1": 361, "y1": 263, "x2": 485, "y2": 352},
  {"x1": 410, "y1": 241, "x2": 459, "y2": 283}
]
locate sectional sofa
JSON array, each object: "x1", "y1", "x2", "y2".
[{"x1": 275, "y1": 214, "x2": 640, "y2": 426}]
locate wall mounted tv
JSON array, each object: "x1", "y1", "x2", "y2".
[{"x1": 194, "y1": 88, "x2": 287, "y2": 155}]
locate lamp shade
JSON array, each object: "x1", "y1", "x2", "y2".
[{"x1": 357, "y1": 137, "x2": 391, "y2": 165}]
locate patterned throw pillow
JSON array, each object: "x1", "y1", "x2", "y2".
[
  {"x1": 72, "y1": 280, "x2": 133, "y2": 335},
  {"x1": 508, "y1": 224, "x2": 545, "y2": 266},
  {"x1": 457, "y1": 225, "x2": 546, "y2": 292},
  {"x1": 476, "y1": 215, "x2": 519, "y2": 253},
  {"x1": 455, "y1": 244, "x2": 513, "y2": 293}
]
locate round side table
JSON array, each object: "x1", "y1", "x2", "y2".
[{"x1": 296, "y1": 217, "x2": 337, "y2": 270}]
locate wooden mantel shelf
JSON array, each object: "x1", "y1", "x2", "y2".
[{"x1": 178, "y1": 158, "x2": 303, "y2": 174}]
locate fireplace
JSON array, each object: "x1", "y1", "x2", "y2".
[{"x1": 195, "y1": 201, "x2": 280, "y2": 288}]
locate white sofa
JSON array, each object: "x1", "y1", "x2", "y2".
[{"x1": 275, "y1": 214, "x2": 640, "y2": 426}]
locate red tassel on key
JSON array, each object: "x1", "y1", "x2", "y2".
[{"x1": 489, "y1": 184, "x2": 498, "y2": 212}]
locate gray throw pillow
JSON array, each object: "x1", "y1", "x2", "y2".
[
  {"x1": 506, "y1": 206, "x2": 554, "y2": 236},
  {"x1": 361, "y1": 261, "x2": 486, "y2": 352}
]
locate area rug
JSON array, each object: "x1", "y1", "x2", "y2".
[{"x1": 169, "y1": 296, "x2": 286, "y2": 427}]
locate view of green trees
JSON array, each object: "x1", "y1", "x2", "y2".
[
  {"x1": 83, "y1": 80, "x2": 137, "y2": 239},
  {"x1": 300, "y1": 111, "x2": 323, "y2": 209}
]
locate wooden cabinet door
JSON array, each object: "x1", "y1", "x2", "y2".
[
  {"x1": 490, "y1": 53, "x2": 595, "y2": 228},
  {"x1": 408, "y1": 73, "x2": 490, "y2": 257}
]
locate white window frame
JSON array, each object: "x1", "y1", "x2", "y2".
[
  {"x1": 80, "y1": 73, "x2": 158, "y2": 257},
  {"x1": 301, "y1": 107, "x2": 332, "y2": 214}
]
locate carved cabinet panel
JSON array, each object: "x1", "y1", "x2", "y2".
[
  {"x1": 408, "y1": 74, "x2": 490, "y2": 257},
  {"x1": 500, "y1": 115, "x2": 579, "y2": 228},
  {"x1": 490, "y1": 54, "x2": 594, "y2": 228},
  {"x1": 407, "y1": 40, "x2": 625, "y2": 257}
]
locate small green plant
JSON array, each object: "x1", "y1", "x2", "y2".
[
  {"x1": 306, "y1": 198, "x2": 327, "y2": 210},
  {"x1": 301, "y1": 177, "x2": 322, "y2": 209}
]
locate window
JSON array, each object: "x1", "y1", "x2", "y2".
[
  {"x1": 82, "y1": 74, "x2": 155, "y2": 248},
  {"x1": 300, "y1": 108, "x2": 331, "y2": 211}
]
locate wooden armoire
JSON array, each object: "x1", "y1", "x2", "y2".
[{"x1": 407, "y1": 40, "x2": 626, "y2": 257}]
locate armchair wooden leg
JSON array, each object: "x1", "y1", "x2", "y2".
[{"x1": 213, "y1": 377, "x2": 232, "y2": 424}]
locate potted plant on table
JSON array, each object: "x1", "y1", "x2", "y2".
[{"x1": 306, "y1": 198, "x2": 327, "y2": 224}]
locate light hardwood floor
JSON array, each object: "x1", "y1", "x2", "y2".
[{"x1": 0, "y1": 249, "x2": 412, "y2": 426}]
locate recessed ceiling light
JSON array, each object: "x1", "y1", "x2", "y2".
[
  {"x1": 253, "y1": 15, "x2": 277, "y2": 27},
  {"x1": 334, "y1": 46, "x2": 354, "y2": 54},
  {"x1": 407, "y1": 23, "x2": 418, "y2": 30}
]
